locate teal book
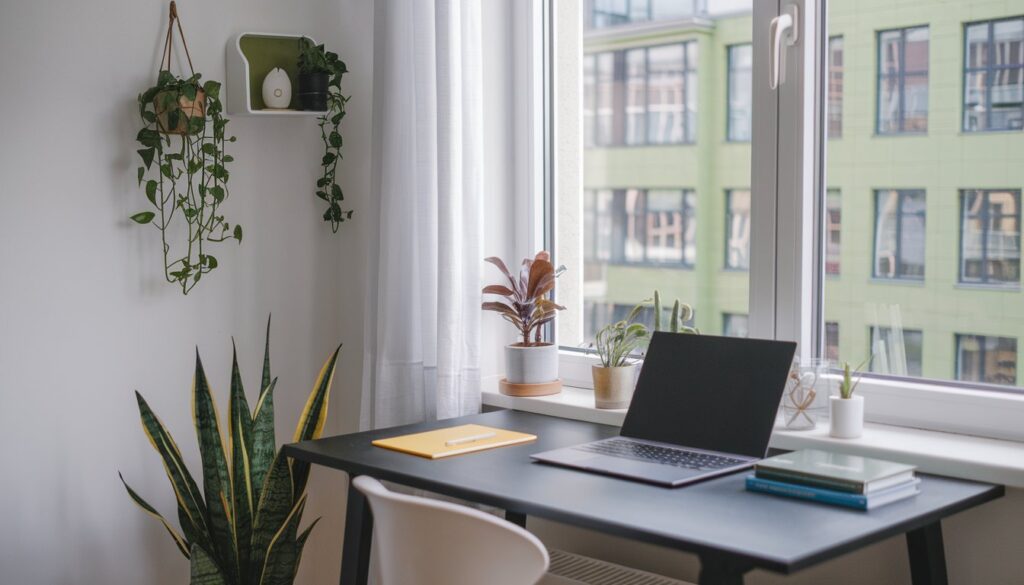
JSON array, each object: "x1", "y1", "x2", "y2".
[
  {"x1": 754, "y1": 449, "x2": 916, "y2": 494},
  {"x1": 745, "y1": 475, "x2": 921, "y2": 510}
]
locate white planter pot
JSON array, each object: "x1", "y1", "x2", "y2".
[
  {"x1": 505, "y1": 343, "x2": 558, "y2": 384},
  {"x1": 592, "y1": 364, "x2": 638, "y2": 409},
  {"x1": 829, "y1": 395, "x2": 864, "y2": 439}
]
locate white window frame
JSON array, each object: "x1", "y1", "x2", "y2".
[{"x1": 512, "y1": 0, "x2": 1024, "y2": 443}]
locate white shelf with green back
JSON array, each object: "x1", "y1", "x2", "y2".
[{"x1": 225, "y1": 32, "x2": 327, "y2": 116}]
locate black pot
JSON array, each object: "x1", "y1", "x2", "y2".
[{"x1": 298, "y1": 72, "x2": 329, "y2": 111}]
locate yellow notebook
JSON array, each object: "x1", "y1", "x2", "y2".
[{"x1": 372, "y1": 424, "x2": 537, "y2": 459}]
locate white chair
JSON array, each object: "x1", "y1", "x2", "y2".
[{"x1": 352, "y1": 475, "x2": 550, "y2": 585}]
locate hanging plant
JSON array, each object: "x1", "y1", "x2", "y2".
[
  {"x1": 131, "y1": 1, "x2": 241, "y2": 294},
  {"x1": 298, "y1": 39, "x2": 353, "y2": 233}
]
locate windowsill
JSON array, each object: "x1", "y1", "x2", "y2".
[
  {"x1": 954, "y1": 282, "x2": 1021, "y2": 292},
  {"x1": 867, "y1": 277, "x2": 925, "y2": 286},
  {"x1": 481, "y1": 378, "x2": 1024, "y2": 489},
  {"x1": 872, "y1": 131, "x2": 929, "y2": 138},
  {"x1": 959, "y1": 129, "x2": 1024, "y2": 136}
]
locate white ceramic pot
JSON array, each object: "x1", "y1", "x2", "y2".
[
  {"x1": 262, "y1": 67, "x2": 292, "y2": 109},
  {"x1": 505, "y1": 343, "x2": 558, "y2": 384},
  {"x1": 829, "y1": 395, "x2": 864, "y2": 439},
  {"x1": 592, "y1": 364, "x2": 638, "y2": 409}
]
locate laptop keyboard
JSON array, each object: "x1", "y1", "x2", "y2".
[{"x1": 576, "y1": 438, "x2": 746, "y2": 471}]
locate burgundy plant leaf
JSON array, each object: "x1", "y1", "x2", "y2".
[
  {"x1": 526, "y1": 259, "x2": 553, "y2": 299},
  {"x1": 482, "y1": 284, "x2": 515, "y2": 297}
]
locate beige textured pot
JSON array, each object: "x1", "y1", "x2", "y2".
[{"x1": 592, "y1": 364, "x2": 637, "y2": 409}]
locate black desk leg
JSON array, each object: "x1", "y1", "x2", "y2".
[
  {"x1": 906, "y1": 521, "x2": 948, "y2": 585},
  {"x1": 339, "y1": 483, "x2": 373, "y2": 585},
  {"x1": 506, "y1": 510, "x2": 527, "y2": 528},
  {"x1": 698, "y1": 554, "x2": 749, "y2": 585}
]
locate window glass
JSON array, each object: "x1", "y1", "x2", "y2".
[
  {"x1": 828, "y1": 36, "x2": 844, "y2": 138},
  {"x1": 587, "y1": 0, "x2": 701, "y2": 30},
  {"x1": 648, "y1": 44, "x2": 689, "y2": 144},
  {"x1": 595, "y1": 52, "x2": 616, "y2": 146},
  {"x1": 874, "y1": 189, "x2": 926, "y2": 280},
  {"x1": 960, "y1": 189, "x2": 1021, "y2": 285},
  {"x1": 583, "y1": 55, "x2": 596, "y2": 148},
  {"x1": 725, "y1": 190, "x2": 751, "y2": 270},
  {"x1": 727, "y1": 44, "x2": 752, "y2": 142},
  {"x1": 877, "y1": 26, "x2": 929, "y2": 134},
  {"x1": 957, "y1": 334, "x2": 1018, "y2": 386},
  {"x1": 963, "y1": 17, "x2": 1024, "y2": 132},
  {"x1": 870, "y1": 327, "x2": 923, "y2": 377},
  {"x1": 625, "y1": 49, "x2": 647, "y2": 145},
  {"x1": 826, "y1": 189, "x2": 841, "y2": 276},
  {"x1": 722, "y1": 313, "x2": 749, "y2": 338},
  {"x1": 825, "y1": 322, "x2": 840, "y2": 361}
]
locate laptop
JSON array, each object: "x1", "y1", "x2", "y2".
[{"x1": 531, "y1": 332, "x2": 796, "y2": 487}]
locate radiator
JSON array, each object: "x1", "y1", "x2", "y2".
[{"x1": 545, "y1": 549, "x2": 695, "y2": 585}]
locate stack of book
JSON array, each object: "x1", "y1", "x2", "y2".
[{"x1": 746, "y1": 449, "x2": 920, "y2": 510}]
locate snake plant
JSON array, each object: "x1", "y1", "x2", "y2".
[{"x1": 119, "y1": 318, "x2": 341, "y2": 584}]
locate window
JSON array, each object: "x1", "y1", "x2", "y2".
[
  {"x1": 825, "y1": 189, "x2": 841, "y2": 276},
  {"x1": 963, "y1": 17, "x2": 1024, "y2": 132},
  {"x1": 587, "y1": 189, "x2": 697, "y2": 266},
  {"x1": 877, "y1": 26, "x2": 929, "y2": 134},
  {"x1": 722, "y1": 313, "x2": 749, "y2": 338},
  {"x1": 956, "y1": 334, "x2": 1018, "y2": 386},
  {"x1": 873, "y1": 189, "x2": 926, "y2": 280},
  {"x1": 727, "y1": 44, "x2": 752, "y2": 142},
  {"x1": 586, "y1": 0, "x2": 705, "y2": 30},
  {"x1": 825, "y1": 322, "x2": 840, "y2": 362},
  {"x1": 959, "y1": 189, "x2": 1021, "y2": 285},
  {"x1": 869, "y1": 327, "x2": 924, "y2": 377},
  {"x1": 828, "y1": 36, "x2": 843, "y2": 138},
  {"x1": 583, "y1": 43, "x2": 697, "y2": 147},
  {"x1": 725, "y1": 189, "x2": 751, "y2": 270}
]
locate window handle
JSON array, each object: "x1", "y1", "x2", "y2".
[{"x1": 769, "y1": 4, "x2": 799, "y2": 90}]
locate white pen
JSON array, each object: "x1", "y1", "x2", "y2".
[{"x1": 445, "y1": 432, "x2": 497, "y2": 446}]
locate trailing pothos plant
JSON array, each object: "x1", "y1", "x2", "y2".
[
  {"x1": 132, "y1": 70, "x2": 241, "y2": 294},
  {"x1": 119, "y1": 317, "x2": 342, "y2": 584},
  {"x1": 298, "y1": 39, "x2": 353, "y2": 232}
]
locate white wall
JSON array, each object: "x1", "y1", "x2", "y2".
[{"x1": 0, "y1": 0, "x2": 372, "y2": 583}]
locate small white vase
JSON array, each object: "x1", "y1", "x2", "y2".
[
  {"x1": 592, "y1": 364, "x2": 637, "y2": 409},
  {"x1": 505, "y1": 343, "x2": 558, "y2": 384},
  {"x1": 262, "y1": 67, "x2": 292, "y2": 109},
  {"x1": 829, "y1": 395, "x2": 864, "y2": 439}
]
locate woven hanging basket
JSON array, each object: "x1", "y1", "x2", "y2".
[{"x1": 154, "y1": 1, "x2": 206, "y2": 135}]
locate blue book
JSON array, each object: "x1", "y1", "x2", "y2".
[{"x1": 745, "y1": 475, "x2": 920, "y2": 510}]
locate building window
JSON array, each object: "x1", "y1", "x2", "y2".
[
  {"x1": 963, "y1": 17, "x2": 1024, "y2": 132},
  {"x1": 722, "y1": 313, "x2": 749, "y2": 338},
  {"x1": 825, "y1": 322, "x2": 840, "y2": 361},
  {"x1": 956, "y1": 334, "x2": 1018, "y2": 386},
  {"x1": 586, "y1": 0, "x2": 704, "y2": 30},
  {"x1": 874, "y1": 189, "x2": 926, "y2": 280},
  {"x1": 877, "y1": 26, "x2": 929, "y2": 134},
  {"x1": 725, "y1": 190, "x2": 751, "y2": 270},
  {"x1": 960, "y1": 189, "x2": 1021, "y2": 285},
  {"x1": 828, "y1": 36, "x2": 844, "y2": 138},
  {"x1": 825, "y1": 189, "x2": 841, "y2": 276},
  {"x1": 870, "y1": 327, "x2": 923, "y2": 377},
  {"x1": 584, "y1": 43, "x2": 697, "y2": 147},
  {"x1": 586, "y1": 189, "x2": 696, "y2": 266},
  {"x1": 727, "y1": 44, "x2": 752, "y2": 142}
]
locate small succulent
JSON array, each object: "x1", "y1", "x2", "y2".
[
  {"x1": 651, "y1": 290, "x2": 698, "y2": 335},
  {"x1": 594, "y1": 304, "x2": 650, "y2": 368},
  {"x1": 481, "y1": 251, "x2": 566, "y2": 346},
  {"x1": 838, "y1": 360, "x2": 865, "y2": 399}
]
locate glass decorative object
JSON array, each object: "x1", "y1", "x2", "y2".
[{"x1": 781, "y1": 358, "x2": 832, "y2": 430}]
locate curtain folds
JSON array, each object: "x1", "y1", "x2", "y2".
[{"x1": 361, "y1": 0, "x2": 484, "y2": 430}]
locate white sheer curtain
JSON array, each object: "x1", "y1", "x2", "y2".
[{"x1": 361, "y1": 0, "x2": 484, "y2": 430}]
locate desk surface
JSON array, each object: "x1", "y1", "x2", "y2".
[{"x1": 284, "y1": 410, "x2": 1003, "y2": 574}]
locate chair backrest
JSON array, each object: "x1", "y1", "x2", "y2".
[{"x1": 352, "y1": 475, "x2": 549, "y2": 585}]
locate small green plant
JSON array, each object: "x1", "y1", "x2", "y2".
[
  {"x1": 651, "y1": 290, "x2": 698, "y2": 334},
  {"x1": 132, "y1": 69, "x2": 240, "y2": 294},
  {"x1": 299, "y1": 39, "x2": 352, "y2": 232},
  {"x1": 838, "y1": 360, "x2": 865, "y2": 399},
  {"x1": 119, "y1": 318, "x2": 341, "y2": 584},
  {"x1": 594, "y1": 304, "x2": 650, "y2": 368}
]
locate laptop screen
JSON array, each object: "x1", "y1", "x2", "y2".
[{"x1": 620, "y1": 332, "x2": 796, "y2": 458}]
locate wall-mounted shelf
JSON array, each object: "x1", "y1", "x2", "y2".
[{"x1": 225, "y1": 32, "x2": 327, "y2": 116}]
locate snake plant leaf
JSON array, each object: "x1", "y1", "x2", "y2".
[
  {"x1": 191, "y1": 351, "x2": 237, "y2": 582},
  {"x1": 258, "y1": 315, "x2": 272, "y2": 406},
  {"x1": 292, "y1": 517, "x2": 320, "y2": 581},
  {"x1": 258, "y1": 495, "x2": 307, "y2": 585},
  {"x1": 250, "y1": 377, "x2": 278, "y2": 506},
  {"x1": 189, "y1": 544, "x2": 229, "y2": 585},
  {"x1": 228, "y1": 343, "x2": 255, "y2": 577},
  {"x1": 134, "y1": 391, "x2": 210, "y2": 551},
  {"x1": 119, "y1": 472, "x2": 191, "y2": 559},
  {"x1": 290, "y1": 345, "x2": 341, "y2": 498},
  {"x1": 251, "y1": 452, "x2": 294, "y2": 583}
]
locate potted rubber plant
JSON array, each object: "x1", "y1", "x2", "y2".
[
  {"x1": 482, "y1": 252, "x2": 565, "y2": 389},
  {"x1": 119, "y1": 318, "x2": 341, "y2": 584},
  {"x1": 830, "y1": 361, "x2": 865, "y2": 438}
]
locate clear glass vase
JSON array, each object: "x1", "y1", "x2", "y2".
[{"x1": 780, "y1": 358, "x2": 833, "y2": 430}]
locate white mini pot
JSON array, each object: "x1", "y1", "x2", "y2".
[
  {"x1": 592, "y1": 364, "x2": 638, "y2": 409},
  {"x1": 505, "y1": 343, "x2": 559, "y2": 384},
  {"x1": 829, "y1": 395, "x2": 864, "y2": 439}
]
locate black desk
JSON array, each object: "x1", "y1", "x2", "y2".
[{"x1": 284, "y1": 410, "x2": 1003, "y2": 585}]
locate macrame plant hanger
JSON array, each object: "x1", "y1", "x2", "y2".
[{"x1": 155, "y1": 1, "x2": 204, "y2": 134}]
